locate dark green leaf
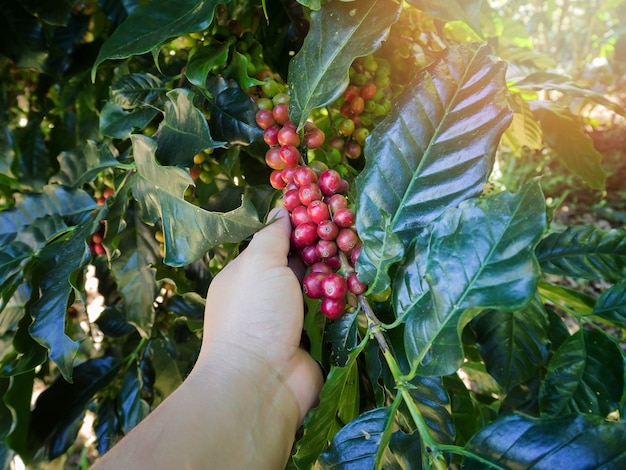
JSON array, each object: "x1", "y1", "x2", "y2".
[
  {"x1": 385, "y1": 430, "x2": 423, "y2": 469},
  {"x1": 155, "y1": 88, "x2": 225, "y2": 166},
  {"x1": 464, "y1": 413, "x2": 626, "y2": 469},
  {"x1": 94, "y1": 397, "x2": 120, "y2": 455},
  {"x1": 536, "y1": 225, "x2": 626, "y2": 282},
  {"x1": 443, "y1": 374, "x2": 479, "y2": 445},
  {"x1": 288, "y1": 0, "x2": 402, "y2": 129},
  {"x1": 111, "y1": 73, "x2": 166, "y2": 109},
  {"x1": 51, "y1": 140, "x2": 122, "y2": 187},
  {"x1": 0, "y1": 4, "x2": 48, "y2": 72},
  {"x1": 20, "y1": 0, "x2": 75, "y2": 26},
  {"x1": 109, "y1": 204, "x2": 159, "y2": 337},
  {"x1": 0, "y1": 313, "x2": 47, "y2": 378},
  {"x1": 92, "y1": 0, "x2": 229, "y2": 79},
  {"x1": 131, "y1": 135, "x2": 263, "y2": 266},
  {"x1": 325, "y1": 310, "x2": 359, "y2": 367},
  {"x1": 99, "y1": 101, "x2": 159, "y2": 139},
  {"x1": 95, "y1": 305, "x2": 137, "y2": 338},
  {"x1": 185, "y1": 41, "x2": 232, "y2": 87},
  {"x1": 149, "y1": 338, "x2": 184, "y2": 406},
  {"x1": 318, "y1": 407, "x2": 391, "y2": 470},
  {"x1": 3, "y1": 370, "x2": 35, "y2": 461},
  {"x1": 17, "y1": 117, "x2": 49, "y2": 190},
  {"x1": 406, "y1": 0, "x2": 483, "y2": 37},
  {"x1": 30, "y1": 357, "x2": 121, "y2": 459},
  {"x1": 539, "y1": 329, "x2": 624, "y2": 417},
  {"x1": 118, "y1": 366, "x2": 150, "y2": 433},
  {"x1": 293, "y1": 343, "x2": 366, "y2": 470},
  {"x1": 204, "y1": 76, "x2": 263, "y2": 146},
  {"x1": 0, "y1": 283, "x2": 30, "y2": 335},
  {"x1": 356, "y1": 42, "x2": 512, "y2": 247},
  {"x1": 471, "y1": 298, "x2": 550, "y2": 392},
  {"x1": 533, "y1": 106, "x2": 607, "y2": 190},
  {"x1": 406, "y1": 376, "x2": 455, "y2": 447},
  {"x1": 28, "y1": 207, "x2": 106, "y2": 381},
  {"x1": 401, "y1": 181, "x2": 546, "y2": 376},
  {"x1": 591, "y1": 279, "x2": 626, "y2": 324}
]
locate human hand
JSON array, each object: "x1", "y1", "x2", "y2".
[{"x1": 196, "y1": 206, "x2": 324, "y2": 423}]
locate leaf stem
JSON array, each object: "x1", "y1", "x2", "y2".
[{"x1": 357, "y1": 293, "x2": 446, "y2": 469}]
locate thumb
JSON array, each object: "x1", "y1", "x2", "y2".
[{"x1": 246, "y1": 207, "x2": 292, "y2": 262}]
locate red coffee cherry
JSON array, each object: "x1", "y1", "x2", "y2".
[
  {"x1": 337, "y1": 228, "x2": 360, "y2": 253},
  {"x1": 317, "y1": 219, "x2": 339, "y2": 241},
  {"x1": 255, "y1": 109, "x2": 276, "y2": 129},
  {"x1": 322, "y1": 273, "x2": 348, "y2": 299},
  {"x1": 333, "y1": 207, "x2": 355, "y2": 228},
  {"x1": 316, "y1": 239, "x2": 338, "y2": 259},
  {"x1": 303, "y1": 272, "x2": 327, "y2": 299},
  {"x1": 292, "y1": 222, "x2": 319, "y2": 248},
  {"x1": 272, "y1": 103, "x2": 289, "y2": 124},
  {"x1": 307, "y1": 200, "x2": 330, "y2": 224},
  {"x1": 293, "y1": 166, "x2": 318, "y2": 187},
  {"x1": 347, "y1": 272, "x2": 367, "y2": 295},
  {"x1": 321, "y1": 297, "x2": 346, "y2": 319},
  {"x1": 318, "y1": 169, "x2": 343, "y2": 196},
  {"x1": 283, "y1": 189, "x2": 301, "y2": 211},
  {"x1": 277, "y1": 127, "x2": 301, "y2": 147},
  {"x1": 299, "y1": 183, "x2": 323, "y2": 206},
  {"x1": 269, "y1": 170, "x2": 287, "y2": 189}
]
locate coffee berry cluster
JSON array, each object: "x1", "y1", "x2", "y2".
[{"x1": 255, "y1": 105, "x2": 367, "y2": 320}]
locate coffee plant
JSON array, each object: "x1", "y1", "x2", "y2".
[{"x1": 1, "y1": 0, "x2": 626, "y2": 468}]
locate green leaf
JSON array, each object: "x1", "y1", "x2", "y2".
[
  {"x1": 28, "y1": 207, "x2": 106, "y2": 381},
  {"x1": 406, "y1": 0, "x2": 483, "y2": 37},
  {"x1": 443, "y1": 374, "x2": 479, "y2": 445},
  {"x1": 223, "y1": 51, "x2": 263, "y2": 90},
  {"x1": 155, "y1": 88, "x2": 225, "y2": 166},
  {"x1": 355, "y1": 42, "x2": 512, "y2": 251},
  {"x1": 293, "y1": 343, "x2": 366, "y2": 470},
  {"x1": 536, "y1": 225, "x2": 626, "y2": 282},
  {"x1": 513, "y1": 72, "x2": 626, "y2": 117},
  {"x1": 464, "y1": 413, "x2": 626, "y2": 469},
  {"x1": 185, "y1": 41, "x2": 232, "y2": 87},
  {"x1": 287, "y1": 0, "x2": 402, "y2": 129},
  {"x1": 501, "y1": 94, "x2": 543, "y2": 152},
  {"x1": 401, "y1": 181, "x2": 546, "y2": 376},
  {"x1": 51, "y1": 140, "x2": 122, "y2": 187},
  {"x1": 355, "y1": 212, "x2": 405, "y2": 295},
  {"x1": 537, "y1": 280, "x2": 596, "y2": 315},
  {"x1": 130, "y1": 135, "x2": 263, "y2": 266},
  {"x1": 109, "y1": 204, "x2": 159, "y2": 337},
  {"x1": 94, "y1": 305, "x2": 138, "y2": 338},
  {"x1": 29, "y1": 357, "x2": 121, "y2": 459},
  {"x1": 470, "y1": 298, "x2": 550, "y2": 392},
  {"x1": 110, "y1": 73, "x2": 166, "y2": 109},
  {"x1": 94, "y1": 397, "x2": 120, "y2": 455},
  {"x1": 0, "y1": 283, "x2": 30, "y2": 335},
  {"x1": 150, "y1": 338, "x2": 184, "y2": 406},
  {"x1": 0, "y1": 185, "x2": 99, "y2": 285},
  {"x1": 533, "y1": 105, "x2": 607, "y2": 190},
  {"x1": 99, "y1": 101, "x2": 159, "y2": 139},
  {"x1": 317, "y1": 407, "x2": 391, "y2": 470},
  {"x1": 92, "y1": 0, "x2": 229, "y2": 79},
  {"x1": 539, "y1": 329, "x2": 624, "y2": 417},
  {"x1": 591, "y1": 279, "x2": 626, "y2": 324},
  {"x1": 204, "y1": 76, "x2": 263, "y2": 146},
  {"x1": 406, "y1": 376, "x2": 455, "y2": 446}
]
